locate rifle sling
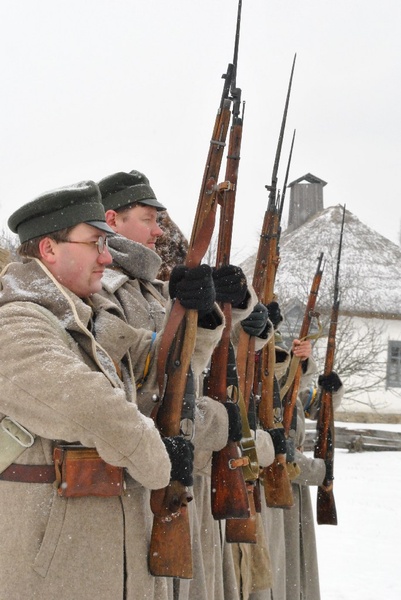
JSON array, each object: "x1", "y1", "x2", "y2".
[
  {"x1": 279, "y1": 354, "x2": 301, "y2": 402},
  {"x1": 138, "y1": 279, "x2": 168, "y2": 308},
  {"x1": 279, "y1": 326, "x2": 323, "y2": 402}
]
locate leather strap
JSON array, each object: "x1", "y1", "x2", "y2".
[{"x1": 0, "y1": 464, "x2": 55, "y2": 483}]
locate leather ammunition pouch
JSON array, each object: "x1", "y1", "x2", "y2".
[{"x1": 53, "y1": 445, "x2": 125, "y2": 498}]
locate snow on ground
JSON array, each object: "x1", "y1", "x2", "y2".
[{"x1": 311, "y1": 422, "x2": 401, "y2": 599}]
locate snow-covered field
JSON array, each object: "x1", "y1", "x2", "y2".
[{"x1": 312, "y1": 423, "x2": 401, "y2": 599}]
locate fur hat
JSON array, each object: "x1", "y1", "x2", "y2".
[
  {"x1": 98, "y1": 170, "x2": 166, "y2": 212},
  {"x1": 8, "y1": 180, "x2": 114, "y2": 243}
]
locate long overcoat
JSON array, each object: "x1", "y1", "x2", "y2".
[
  {"x1": 100, "y1": 235, "x2": 226, "y2": 416},
  {"x1": 249, "y1": 347, "x2": 320, "y2": 600},
  {"x1": 0, "y1": 258, "x2": 172, "y2": 600},
  {"x1": 283, "y1": 374, "x2": 344, "y2": 600},
  {"x1": 101, "y1": 235, "x2": 259, "y2": 600}
]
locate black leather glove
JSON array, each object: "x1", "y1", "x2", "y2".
[
  {"x1": 169, "y1": 264, "x2": 215, "y2": 314},
  {"x1": 266, "y1": 301, "x2": 283, "y2": 330},
  {"x1": 224, "y1": 401, "x2": 243, "y2": 442},
  {"x1": 267, "y1": 427, "x2": 287, "y2": 456},
  {"x1": 318, "y1": 371, "x2": 342, "y2": 392},
  {"x1": 241, "y1": 302, "x2": 271, "y2": 337},
  {"x1": 162, "y1": 436, "x2": 194, "y2": 487},
  {"x1": 212, "y1": 265, "x2": 248, "y2": 307}
]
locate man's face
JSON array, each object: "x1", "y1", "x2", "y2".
[
  {"x1": 43, "y1": 223, "x2": 112, "y2": 297},
  {"x1": 107, "y1": 204, "x2": 163, "y2": 249}
]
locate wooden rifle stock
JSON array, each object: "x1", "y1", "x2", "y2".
[
  {"x1": 314, "y1": 387, "x2": 337, "y2": 525},
  {"x1": 281, "y1": 252, "x2": 324, "y2": 437},
  {"x1": 207, "y1": 82, "x2": 253, "y2": 526},
  {"x1": 195, "y1": 0, "x2": 256, "y2": 530},
  {"x1": 207, "y1": 213, "x2": 252, "y2": 527},
  {"x1": 248, "y1": 60, "x2": 297, "y2": 510},
  {"x1": 314, "y1": 204, "x2": 346, "y2": 526},
  {"x1": 254, "y1": 204, "x2": 295, "y2": 509},
  {"x1": 314, "y1": 310, "x2": 338, "y2": 525},
  {"x1": 149, "y1": 43, "x2": 234, "y2": 579}
]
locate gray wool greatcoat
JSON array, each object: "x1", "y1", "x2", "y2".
[
  {"x1": 249, "y1": 346, "x2": 341, "y2": 600},
  {"x1": 246, "y1": 345, "x2": 294, "y2": 600},
  {"x1": 100, "y1": 235, "x2": 261, "y2": 600},
  {"x1": 283, "y1": 369, "x2": 344, "y2": 600},
  {"x1": 0, "y1": 258, "x2": 172, "y2": 600}
]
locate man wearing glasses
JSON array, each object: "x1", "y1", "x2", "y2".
[{"x1": 0, "y1": 180, "x2": 189, "y2": 600}]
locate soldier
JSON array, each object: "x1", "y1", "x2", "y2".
[
  {"x1": 232, "y1": 302, "x2": 290, "y2": 600},
  {"x1": 0, "y1": 180, "x2": 195, "y2": 600},
  {"x1": 97, "y1": 169, "x2": 271, "y2": 600},
  {"x1": 252, "y1": 333, "x2": 343, "y2": 600},
  {"x1": 283, "y1": 351, "x2": 344, "y2": 600}
]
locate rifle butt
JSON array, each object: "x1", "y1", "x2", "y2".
[
  {"x1": 149, "y1": 482, "x2": 193, "y2": 578},
  {"x1": 262, "y1": 455, "x2": 294, "y2": 509},
  {"x1": 316, "y1": 484, "x2": 338, "y2": 525},
  {"x1": 225, "y1": 483, "x2": 257, "y2": 544},
  {"x1": 211, "y1": 441, "x2": 250, "y2": 520},
  {"x1": 149, "y1": 505, "x2": 193, "y2": 578}
]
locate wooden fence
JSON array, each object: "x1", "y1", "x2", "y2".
[{"x1": 304, "y1": 422, "x2": 401, "y2": 452}]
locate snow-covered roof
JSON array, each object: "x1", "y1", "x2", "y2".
[{"x1": 241, "y1": 204, "x2": 401, "y2": 318}]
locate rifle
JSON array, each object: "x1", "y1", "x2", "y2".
[
  {"x1": 148, "y1": 8, "x2": 236, "y2": 578},
  {"x1": 203, "y1": 0, "x2": 252, "y2": 526},
  {"x1": 281, "y1": 252, "x2": 325, "y2": 443},
  {"x1": 236, "y1": 56, "x2": 297, "y2": 510},
  {"x1": 314, "y1": 204, "x2": 346, "y2": 525},
  {"x1": 227, "y1": 136, "x2": 296, "y2": 538},
  {"x1": 256, "y1": 129, "x2": 297, "y2": 509}
]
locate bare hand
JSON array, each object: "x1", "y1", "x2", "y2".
[{"x1": 291, "y1": 338, "x2": 312, "y2": 361}]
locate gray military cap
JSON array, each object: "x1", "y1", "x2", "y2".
[
  {"x1": 98, "y1": 170, "x2": 166, "y2": 212},
  {"x1": 8, "y1": 180, "x2": 114, "y2": 243}
]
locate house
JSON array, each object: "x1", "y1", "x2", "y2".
[{"x1": 241, "y1": 174, "x2": 401, "y2": 423}]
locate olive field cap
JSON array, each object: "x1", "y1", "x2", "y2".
[
  {"x1": 98, "y1": 170, "x2": 166, "y2": 212},
  {"x1": 8, "y1": 180, "x2": 115, "y2": 243}
]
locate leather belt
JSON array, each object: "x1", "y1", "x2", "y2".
[{"x1": 0, "y1": 464, "x2": 55, "y2": 483}]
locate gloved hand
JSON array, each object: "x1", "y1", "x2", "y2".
[
  {"x1": 169, "y1": 264, "x2": 215, "y2": 315},
  {"x1": 266, "y1": 301, "x2": 283, "y2": 330},
  {"x1": 241, "y1": 302, "x2": 271, "y2": 337},
  {"x1": 318, "y1": 371, "x2": 342, "y2": 392},
  {"x1": 212, "y1": 265, "x2": 248, "y2": 307},
  {"x1": 224, "y1": 401, "x2": 243, "y2": 442},
  {"x1": 267, "y1": 427, "x2": 287, "y2": 456},
  {"x1": 162, "y1": 436, "x2": 194, "y2": 487}
]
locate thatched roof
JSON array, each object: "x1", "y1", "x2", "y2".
[{"x1": 241, "y1": 204, "x2": 401, "y2": 319}]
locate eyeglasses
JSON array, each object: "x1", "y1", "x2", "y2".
[{"x1": 63, "y1": 236, "x2": 110, "y2": 255}]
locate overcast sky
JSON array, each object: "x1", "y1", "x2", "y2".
[{"x1": 1, "y1": 0, "x2": 400, "y2": 261}]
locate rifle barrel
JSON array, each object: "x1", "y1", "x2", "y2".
[{"x1": 266, "y1": 54, "x2": 297, "y2": 199}]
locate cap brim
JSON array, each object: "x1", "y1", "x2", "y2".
[
  {"x1": 138, "y1": 199, "x2": 167, "y2": 211},
  {"x1": 86, "y1": 220, "x2": 116, "y2": 235}
]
